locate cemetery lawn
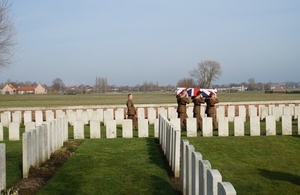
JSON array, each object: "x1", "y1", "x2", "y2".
[
  {"x1": 37, "y1": 138, "x2": 179, "y2": 195},
  {"x1": 187, "y1": 135, "x2": 300, "y2": 195}
]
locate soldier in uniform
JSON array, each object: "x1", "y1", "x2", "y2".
[
  {"x1": 192, "y1": 91, "x2": 205, "y2": 130},
  {"x1": 126, "y1": 93, "x2": 138, "y2": 129},
  {"x1": 176, "y1": 89, "x2": 190, "y2": 130},
  {"x1": 205, "y1": 92, "x2": 219, "y2": 130}
]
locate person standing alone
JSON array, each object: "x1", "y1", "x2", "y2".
[{"x1": 126, "y1": 93, "x2": 138, "y2": 130}]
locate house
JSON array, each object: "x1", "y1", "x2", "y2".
[
  {"x1": 1, "y1": 83, "x2": 48, "y2": 95},
  {"x1": 35, "y1": 84, "x2": 47, "y2": 94},
  {"x1": 1, "y1": 84, "x2": 17, "y2": 94},
  {"x1": 17, "y1": 85, "x2": 35, "y2": 94}
]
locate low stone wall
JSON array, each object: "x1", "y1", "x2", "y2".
[{"x1": 158, "y1": 115, "x2": 236, "y2": 195}]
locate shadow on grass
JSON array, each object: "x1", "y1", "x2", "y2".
[
  {"x1": 146, "y1": 138, "x2": 181, "y2": 194},
  {"x1": 258, "y1": 168, "x2": 300, "y2": 186}
]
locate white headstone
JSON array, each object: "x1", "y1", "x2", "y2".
[
  {"x1": 260, "y1": 106, "x2": 269, "y2": 121},
  {"x1": 106, "y1": 120, "x2": 116, "y2": 138},
  {"x1": 0, "y1": 143, "x2": 6, "y2": 191},
  {"x1": 187, "y1": 107, "x2": 193, "y2": 118},
  {"x1": 218, "y1": 182, "x2": 236, "y2": 195},
  {"x1": 115, "y1": 108, "x2": 125, "y2": 125},
  {"x1": 122, "y1": 119, "x2": 133, "y2": 138},
  {"x1": 170, "y1": 118, "x2": 181, "y2": 131},
  {"x1": 137, "y1": 108, "x2": 145, "y2": 119},
  {"x1": 181, "y1": 140, "x2": 189, "y2": 194},
  {"x1": 168, "y1": 107, "x2": 177, "y2": 120},
  {"x1": 86, "y1": 109, "x2": 94, "y2": 121},
  {"x1": 154, "y1": 119, "x2": 159, "y2": 137},
  {"x1": 25, "y1": 122, "x2": 36, "y2": 132},
  {"x1": 35, "y1": 110, "x2": 43, "y2": 126},
  {"x1": 207, "y1": 169, "x2": 222, "y2": 195},
  {"x1": 294, "y1": 106, "x2": 300, "y2": 119},
  {"x1": 55, "y1": 110, "x2": 65, "y2": 119},
  {"x1": 249, "y1": 105, "x2": 257, "y2": 117},
  {"x1": 218, "y1": 117, "x2": 229, "y2": 137},
  {"x1": 0, "y1": 113, "x2": 9, "y2": 127},
  {"x1": 104, "y1": 109, "x2": 114, "y2": 126},
  {"x1": 238, "y1": 106, "x2": 246, "y2": 122},
  {"x1": 67, "y1": 110, "x2": 76, "y2": 126},
  {"x1": 202, "y1": 117, "x2": 213, "y2": 137},
  {"x1": 273, "y1": 106, "x2": 283, "y2": 121},
  {"x1": 147, "y1": 107, "x2": 156, "y2": 124},
  {"x1": 234, "y1": 117, "x2": 244, "y2": 136},
  {"x1": 217, "y1": 106, "x2": 225, "y2": 121},
  {"x1": 266, "y1": 116, "x2": 276, "y2": 136},
  {"x1": 46, "y1": 110, "x2": 55, "y2": 122},
  {"x1": 138, "y1": 119, "x2": 148, "y2": 138},
  {"x1": 192, "y1": 152, "x2": 202, "y2": 195},
  {"x1": 282, "y1": 115, "x2": 292, "y2": 135},
  {"x1": 74, "y1": 121, "x2": 84, "y2": 139},
  {"x1": 227, "y1": 106, "x2": 235, "y2": 122},
  {"x1": 9, "y1": 122, "x2": 20, "y2": 141},
  {"x1": 250, "y1": 116, "x2": 260, "y2": 136},
  {"x1": 90, "y1": 120, "x2": 101, "y2": 139},
  {"x1": 158, "y1": 108, "x2": 167, "y2": 118},
  {"x1": 186, "y1": 144, "x2": 195, "y2": 195},
  {"x1": 12, "y1": 111, "x2": 22, "y2": 124},
  {"x1": 95, "y1": 109, "x2": 104, "y2": 122},
  {"x1": 0, "y1": 124, "x2": 3, "y2": 141},
  {"x1": 186, "y1": 118, "x2": 197, "y2": 137},
  {"x1": 199, "y1": 160, "x2": 211, "y2": 195},
  {"x1": 24, "y1": 111, "x2": 32, "y2": 124}
]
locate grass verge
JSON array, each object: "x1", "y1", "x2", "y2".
[
  {"x1": 37, "y1": 138, "x2": 179, "y2": 195},
  {"x1": 187, "y1": 135, "x2": 300, "y2": 195}
]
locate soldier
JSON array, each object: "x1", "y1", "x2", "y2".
[
  {"x1": 176, "y1": 89, "x2": 190, "y2": 130},
  {"x1": 126, "y1": 93, "x2": 138, "y2": 129},
  {"x1": 205, "y1": 92, "x2": 219, "y2": 130},
  {"x1": 192, "y1": 91, "x2": 205, "y2": 130}
]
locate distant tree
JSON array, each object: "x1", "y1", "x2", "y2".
[
  {"x1": 189, "y1": 60, "x2": 222, "y2": 88},
  {"x1": 248, "y1": 78, "x2": 256, "y2": 91},
  {"x1": 0, "y1": 0, "x2": 15, "y2": 70},
  {"x1": 95, "y1": 76, "x2": 108, "y2": 93},
  {"x1": 176, "y1": 78, "x2": 197, "y2": 88},
  {"x1": 52, "y1": 78, "x2": 65, "y2": 92}
]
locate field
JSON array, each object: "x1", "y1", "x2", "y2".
[
  {"x1": 0, "y1": 91, "x2": 300, "y2": 108},
  {"x1": 1, "y1": 91, "x2": 300, "y2": 194}
]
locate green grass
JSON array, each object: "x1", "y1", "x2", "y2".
[
  {"x1": 38, "y1": 138, "x2": 177, "y2": 195},
  {"x1": 187, "y1": 136, "x2": 300, "y2": 195},
  {"x1": 0, "y1": 91, "x2": 299, "y2": 108}
]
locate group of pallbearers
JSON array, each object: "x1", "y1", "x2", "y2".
[
  {"x1": 126, "y1": 90, "x2": 219, "y2": 131},
  {"x1": 176, "y1": 89, "x2": 219, "y2": 130}
]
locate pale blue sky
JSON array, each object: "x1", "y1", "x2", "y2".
[{"x1": 1, "y1": 0, "x2": 299, "y2": 86}]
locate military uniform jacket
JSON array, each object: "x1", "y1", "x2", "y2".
[
  {"x1": 205, "y1": 98, "x2": 219, "y2": 114},
  {"x1": 126, "y1": 99, "x2": 136, "y2": 115},
  {"x1": 177, "y1": 96, "x2": 190, "y2": 113},
  {"x1": 192, "y1": 97, "x2": 205, "y2": 114}
]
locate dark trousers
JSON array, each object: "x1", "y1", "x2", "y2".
[{"x1": 127, "y1": 115, "x2": 138, "y2": 129}]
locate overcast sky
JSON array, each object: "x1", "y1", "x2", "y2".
[{"x1": 0, "y1": 1, "x2": 299, "y2": 86}]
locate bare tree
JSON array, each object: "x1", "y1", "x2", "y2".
[
  {"x1": 0, "y1": 0, "x2": 15, "y2": 70},
  {"x1": 189, "y1": 60, "x2": 222, "y2": 88}
]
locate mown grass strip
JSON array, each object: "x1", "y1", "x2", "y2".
[
  {"x1": 38, "y1": 138, "x2": 177, "y2": 195},
  {"x1": 0, "y1": 91, "x2": 300, "y2": 108},
  {"x1": 188, "y1": 136, "x2": 300, "y2": 195}
]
